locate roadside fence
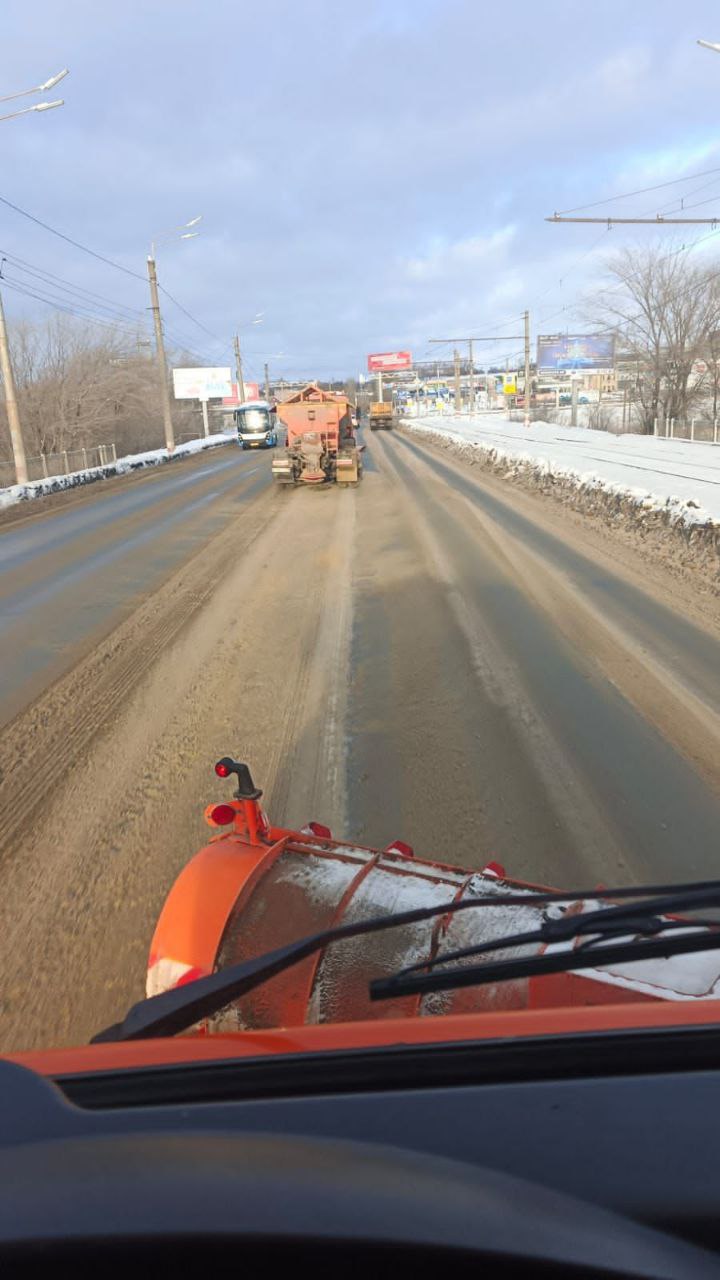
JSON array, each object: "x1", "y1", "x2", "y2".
[
  {"x1": 0, "y1": 442, "x2": 117, "y2": 488},
  {"x1": 652, "y1": 417, "x2": 719, "y2": 444}
]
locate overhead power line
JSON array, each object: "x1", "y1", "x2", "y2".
[
  {"x1": 0, "y1": 192, "x2": 229, "y2": 363},
  {"x1": 0, "y1": 276, "x2": 145, "y2": 336},
  {"x1": 0, "y1": 192, "x2": 147, "y2": 281},
  {"x1": 555, "y1": 164, "x2": 720, "y2": 216},
  {"x1": 157, "y1": 283, "x2": 225, "y2": 344},
  {"x1": 0, "y1": 252, "x2": 146, "y2": 325}
]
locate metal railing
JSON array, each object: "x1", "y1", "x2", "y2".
[
  {"x1": 0, "y1": 442, "x2": 117, "y2": 488},
  {"x1": 653, "y1": 417, "x2": 719, "y2": 443},
  {"x1": 507, "y1": 406, "x2": 720, "y2": 441}
]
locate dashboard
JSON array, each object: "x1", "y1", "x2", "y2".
[{"x1": 2, "y1": 1024, "x2": 720, "y2": 1275}]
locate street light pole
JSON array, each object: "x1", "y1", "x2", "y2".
[
  {"x1": 0, "y1": 68, "x2": 68, "y2": 104},
  {"x1": 0, "y1": 99, "x2": 64, "y2": 125},
  {"x1": 0, "y1": 286, "x2": 27, "y2": 484},
  {"x1": 146, "y1": 255, "x2": 175, "y2": 454}
]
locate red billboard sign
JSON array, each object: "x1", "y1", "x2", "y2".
[
  {"x1": 367, "y1": 351, "x2": 412, "y2": 372},
  {"x1": 222, "y1": 381, "x2": 261, "y2": 405}
]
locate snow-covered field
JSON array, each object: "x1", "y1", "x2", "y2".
[
  {"x1": 0, "y1": 430, "x2": 235, "y2": 511},
  {"x1": 404, "y1": 413, "x2": 720, "y2": 528}
]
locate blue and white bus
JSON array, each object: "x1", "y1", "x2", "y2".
[{"x1": 234, "y1": 400, "x2": 278, "y2": 449}]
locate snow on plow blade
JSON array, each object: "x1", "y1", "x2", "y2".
[{"x1": 148, "y1": 830, "x2": 534, "y2": 1027}]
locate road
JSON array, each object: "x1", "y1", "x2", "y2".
[
  {"x1": 0, "y1": 444, "x2": 273, "y2": 725},
  {"x1": 0, "y1": 429, "x2": 719, "y2": 1049}
]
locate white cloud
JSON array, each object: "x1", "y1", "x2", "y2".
[{"x1": 401, "y1": 226, "x2": 516, "y2": 282}]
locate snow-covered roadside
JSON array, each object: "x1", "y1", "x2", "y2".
[
  {"x1": 0, "y1": 431, "x2": 235, "y2": 511},
  {"x1": 403, "y1": 413, "x2": 720, "y2": 530}
]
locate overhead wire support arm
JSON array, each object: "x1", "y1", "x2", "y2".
[{"x1": 546, "y1": 214, "x2": 720, "y2": 225}]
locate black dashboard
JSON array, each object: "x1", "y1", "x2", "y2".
[{"x1": 3, "y1": 1024, "x2": 720, "y2": 1276}]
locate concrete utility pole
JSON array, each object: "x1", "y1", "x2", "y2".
[
  {"x1": 146, "y1": 255, "x2": 175, "y2": 454},
  {"x1": 523, "y1": 309, "x2": 531, "y2": 428},
  {"x1": 0, "y1": 286, "x2": 27, "y2": 484},
  {"x1": 377, "y1": 371, "x2": 383, "y2": 402},
  {"x1": 571, "y1": 377, "x2": 579, "y2": 428},
  {"x1": 200, "y1": 399, "x2": 210, "y2": 437},
  {"x1": 453, "y1": 347, "x2": 462, "y2": 412},
  {"x1": 430, "y1": 333, "x2": 524, "y2": 419},
  {"x1": 233, "y1": 334, "x2": 246, "y2": 403},
  {"x1": 264, "y1": 362, "x2": 271, "y2": 402}
]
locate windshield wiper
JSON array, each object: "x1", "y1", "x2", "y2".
[
  {"x1": 93, "y1": 879, "x2": 720, "y2": 1042},
  {"x1": 370, "y1": 885, "x2": 720, "y2": 1003}
]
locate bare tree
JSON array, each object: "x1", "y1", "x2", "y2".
[
  {"x1": 589, "y1": 245, "x2": 720, "y2": 433},
  {"x1": 0, "y1": 316, "x2": 204, "y2": 464}
]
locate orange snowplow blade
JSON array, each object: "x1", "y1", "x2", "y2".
[{"x1": 146, "y1": 761, "x2": 719, "y2": 1035}]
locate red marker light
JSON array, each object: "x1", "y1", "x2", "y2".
[
  {"x1": 215, "y1": 761, "x2": 231, "y2": 778},
  {"x1": 482, "y1": 860, "x2": 506, "y2": 879},
  {"x1": 307, "y1": 821, "x2": 332, "y2": 839},
  {"x1": 209, "y1": 804, "x2": 236, "y2": 826},
  {"x1": 386, "y1": 840, "x2": 414, "y2": 859}
]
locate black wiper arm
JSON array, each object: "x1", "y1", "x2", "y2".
[
  {"x1": 382, "y1": 884, "x2": 720, "y2": 983},
  {"x1": 93, "y1": 878, "x2": 720, "y2": 1042},
  {"x1": 370, "y1": 927, "x2": 720, "y2": 1003}
]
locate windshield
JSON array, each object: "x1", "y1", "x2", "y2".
[
  {"x1": 237, "y1": 409, "x2": 271, "y2": 432},
  {"x1": 0, "y1": 2, "x2": 719, "y2": 1065}
]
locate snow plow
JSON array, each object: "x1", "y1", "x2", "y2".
[
  {"x1": 140, "y1": 757, "x2": 720, "y2": 1033},
  {"x1": 272, "y1": 383, "x2": 362, "y2": 486}
]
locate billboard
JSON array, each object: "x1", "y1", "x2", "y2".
[
  {"x1": 367, "y1": 351, "x2": 412, "y2": 372},
  {"x1": 537, "y1": 334, "x2": 614, "y2": 371},
  {"x1": 172, "y1": 367, "x2": 233, "y2": 400},
  {"x1": 222, "y1": 381, "x2": 260, "y2": 405}
]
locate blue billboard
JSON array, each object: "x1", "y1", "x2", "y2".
[{"x1": 537, "y1": 333, "x2": 614, "y2": 371}]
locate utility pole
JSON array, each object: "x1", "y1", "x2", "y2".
[
  {"x1": 146, "y1": 255, "x2": 175, "y2": 453},
  {"x1": 571, "y1": 377, "x2": 579, "y2": 428},
  {"x1": 264, "y1": 361, "x2": 271, "y2": 402},
  {"x1": 233, "y1": 334, "x2": 246, "y2": 403},
  {"x1": 523, "y1": 310, "x2": 531, "y2": 428},
  {"x1": 453, "y1": 347, "x2": 462, "y2": 412},
  {"x1": 0, "y1": 287, "x2": 27, "y2": 484},
  {"x1": 430, "y1": 332, "x2": 523, "y2": 418},
  {"x1": 377, "y1": 371, "x2": 383, "y2": 402}
]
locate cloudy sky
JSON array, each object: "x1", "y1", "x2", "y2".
[{"x1": 1, "y1": 0, "x2": 720, "y2": 383}]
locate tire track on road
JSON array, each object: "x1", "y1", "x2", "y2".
[{"x1": 0, "y1": 483, "x2": 280, "y2": 861}]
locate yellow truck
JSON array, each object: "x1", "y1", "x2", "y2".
[{"x1": 369, "y1": 401, "x2": 394, "y2": 430}]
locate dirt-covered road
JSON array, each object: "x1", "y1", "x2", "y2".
[{"x1": 1, "y1": 429, "x2": 719, "y2": 1050}]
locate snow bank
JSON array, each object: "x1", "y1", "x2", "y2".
[
  {"x1": 0, "y1": 431, "x2": 235, "y2": 511},
  {"x1": 403, "y1": 413, "x2": 720, "y2": 530}
]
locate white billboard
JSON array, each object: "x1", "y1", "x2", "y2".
[{"x1": 172, "y1": 367, "x2": 233, "y2": 401}]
